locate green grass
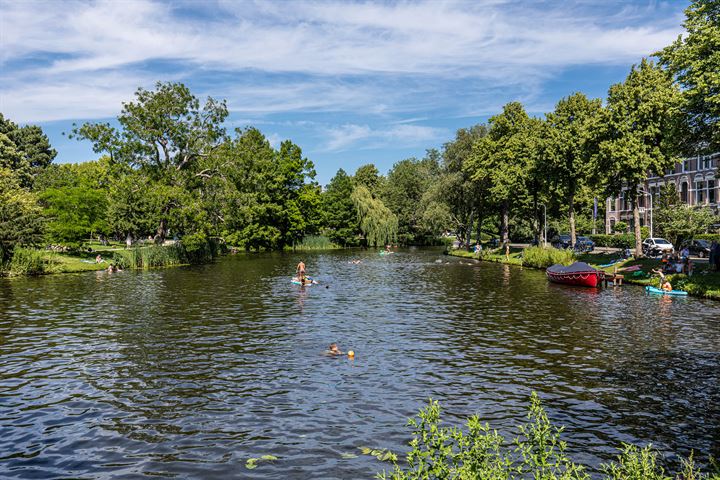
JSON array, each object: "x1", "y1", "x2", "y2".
[
  {"x1": 292, "y1": 235, "x2": 341, "y2": 250},
  {"x1": 111, "y1": 245, "x2": 188, "y2": 270}
]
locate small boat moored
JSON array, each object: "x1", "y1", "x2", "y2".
[{"x1": 546, "y1": 262, "x2": 604, "y2": 288}]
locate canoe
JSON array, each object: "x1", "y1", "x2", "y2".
[
  {"x1": 546, "y1": 262, "x2": 604, "y2": 288},
  {"x1": 645, "y1": 286, "x2": 687, "y2": 296}
]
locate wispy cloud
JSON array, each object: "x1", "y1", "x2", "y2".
[
  {"x1": 0, "y1": 0, "x2": 683, "y2": 123},
  {"x1": 322, "y1": 123, "x2": 447, "y2": 152}
]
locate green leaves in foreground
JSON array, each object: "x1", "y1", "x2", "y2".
[
  {"x1": 375, "y1": 392, "x2": 720, "y2": 480},
  {"x1": 245, "y1": 454, "x2": 278, "y2": 470}
]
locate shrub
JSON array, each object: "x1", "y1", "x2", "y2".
[
  {"x1": 7, "y1": 248, "x2": 61, "y2": 275},
  {"x1": 376, "y1": 394, "x2": 719, "y2": 480},
  {"x1": 522, "y1": 246, "x2": 575, "y2": 269},
  {"x1": 293, "y1": 235, "x2": 340, "y2": 250},
  {"x1": 614, "y1": 221, "x2": 628, "y2": 233},
  {"x1": 590, "y1": 234, "x2": 636, "y2": 248},
  {"x1": 112, "y1": 245, "x2": 187, "y2": 270}
]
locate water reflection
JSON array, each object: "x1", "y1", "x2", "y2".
[{"x1": 0, "y1": 249, "x2": 718, "y2": 479}]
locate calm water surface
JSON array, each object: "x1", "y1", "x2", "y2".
[{"x1": 1, "y1": 249, "x2": 718, "y2": 479}]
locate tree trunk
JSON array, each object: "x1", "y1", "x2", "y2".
[
  {"x1": 125, "y1": 233, "x2": 132, "y2": 249},
  {"x1": 533, "y1": 191, "x2": 540, "y2": 245},
  {"x1": 155, "y1": 217, "x2": 167, "y2": 245},
  {"x1": 569, "y1": 191, "x2": 576, "y2": 249},
  {"x1": 633, "y1": 194, "x2": 642, "y2": 257},
  {"x1": 605, "y1": 198, "x2": 611, "y2": 234},
  {"x1": 466, "y1": 210, "x2": 474, "y2": 249},
  {"x1": 500, "y1": 201, "x2": 509, "y2": 246}
]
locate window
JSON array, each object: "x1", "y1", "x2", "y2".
[
  {"x1": 680, "y1": 182, "x2": 688, "y2": 203},
  {"x1": 683, "y1": 160, "x2": 690, "y2": 172},
  {"x1": 696, "y1": 180, "x2": 705, "y2": 204},
  {"x1": 709, "y1": 180, "x2": 716, "y2": 204}
]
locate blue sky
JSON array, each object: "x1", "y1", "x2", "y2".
[{"x1": 0, "y1": 0, "x2": 687, "y2": 184}]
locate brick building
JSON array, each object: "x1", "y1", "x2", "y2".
[{"x1": 605, "y1": 152, "x2": 719, "y2": 234}]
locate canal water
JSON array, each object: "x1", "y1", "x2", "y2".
[{"x1": 1, "y1": 249, "x2": 718, "y2": 479}]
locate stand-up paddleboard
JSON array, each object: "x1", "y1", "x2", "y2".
[
  {"x1": 645, "y1": 286, "x2": 688, "y2": 296},
  {"x1": 291, "y1": 276, "x2": 316, "y2": 286}
]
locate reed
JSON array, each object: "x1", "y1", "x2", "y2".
[
  {"x1": 293, "y1": 235, "x2": 340, "y2": 250},
  {"x1": 6, "y1": 248, "x2": 62, "y2": 275},
  {"x1": 521, "y1": 245, "x2": 575, "y2": 269}
]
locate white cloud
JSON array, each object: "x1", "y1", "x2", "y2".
[
  {"x1": 0, "y1": 0, "x2": 684, "y2": 123},
  {"x1": 322, "y1": 123, "x2": 447, "y2": 152}
]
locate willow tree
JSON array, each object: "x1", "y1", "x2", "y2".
[{"x1": 351, "y1": 185, "x2": 398, "y2": 247}]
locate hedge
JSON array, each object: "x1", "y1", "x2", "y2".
[{"x1": 589, "y1": 234, "x2": 636, "y2": 248}]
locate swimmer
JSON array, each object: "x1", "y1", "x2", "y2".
[{"x1": 326, "y1": 343, "x2": 344, "y2": 355}]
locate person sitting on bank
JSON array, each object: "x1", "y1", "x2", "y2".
[{"x1": 96, "y1": 254, "x2": 103, "y2": 263}]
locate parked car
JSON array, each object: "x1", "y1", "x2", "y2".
[
  {"x1": 575, "y1": 236, "x2": 595, "y2": 252},
  {"x1": 642, "y1": 237, "x2": 675, "y2": 256},
  {"x1": 680, "y1": 239, "x2": 712, "y2": 258},
  {"x1": 552, "y1": 234, "x2": 572, "y2": 249}
]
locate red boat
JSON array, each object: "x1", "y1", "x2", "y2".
[{"x1": 546, "y1": 262, "x2": 604, "y2": 288}]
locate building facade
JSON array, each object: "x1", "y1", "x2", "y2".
[{"x1": 605, "y1": 152, "x2": 719, "y2": 234}]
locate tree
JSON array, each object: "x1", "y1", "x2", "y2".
[
  {"x1": 438, "y1": 125, "x2": 489, "y2": 246},
  {"x1": 656, "y1": 0, "x2": 720, "y2": 153},
  {"x1": 382, "y1": 151, "x2": 441, "y2": 243},
  {"x1": 354, "y1": 164, "x2": 382, "y2": 194},
  {"x1": 351, "y1": 185, "x2": 398, "y2": 247},
  {"x1": 656, "y1": 204, "x2": 716, "y2": 246},
  {"x1": 0, "y1": 168, "x2": 44, "y2": 263},
  {"x1": 0, "y1": 114, "x2": 56, "y2": 189},
  {"x1": 597, "y1": 59, "x2": 682, "y2": 256},
  {"x1": 467, "y1": 102, "x2": 537, "y2": 248},
  {"x1": 71, "y1": 81, "x2": 229, "y2": 242},
  {"x1": 544, "y1": 93, "x2": 603, "y2": 247},
  {"x1": 322, "y1": 169, "x2": 360, "y2": 247}
]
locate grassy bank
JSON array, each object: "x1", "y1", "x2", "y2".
[
  {"x1": 448, "y1": 247, "x2": 720, "y2": 300},
  {"x1": 0, "y1": 243, "x2": 210, "y2": 276}
]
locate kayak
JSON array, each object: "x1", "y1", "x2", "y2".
[
  {"x1": 645, "y1": 286, "x2": 688, "y2": 296},
  {"x1": 291, "y1": 276, "x2": 316, "y2": 286}
]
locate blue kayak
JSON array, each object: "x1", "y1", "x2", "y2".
[{"x1": 645, "y1": 286, "x2": 688, "y2": 296}]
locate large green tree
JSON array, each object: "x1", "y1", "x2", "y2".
[
  {"x1": 322, "y1": 169, "x2": 360, "y2": 247},
  {"x1": 467, "y1": 102, "x2": 537, "y2": 247},
  {"x1": 597, "y1": 59, "x2": 682, "y2": 256},
  {"x1": 354, "y1": 163, "x2": 382, "y2": 194},
  {"x1": 382, "y1": 151, "x2": 441, "y2": 244},
  {"x1": 0, "y1": 114, "x2": 56, "y2": 189},
  {"x1": 72, "y1": 82, "x2": 228, "y2": 242},
  {"x1": 657, "y1": 0, "x2": 720, "y2": 153},
  {"x1": 351, "y1": 185, "x2": 398, "y2": 247},
  {"x1": 0, "y1": 168, "x2": 44, "y2": 263},
  {"x1": 543, "y1": 93, "x2": 603, "y2": 247}
]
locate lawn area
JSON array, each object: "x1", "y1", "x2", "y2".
[{"x1": 448, "y1": 247, "x2": 524, "y2": 266}]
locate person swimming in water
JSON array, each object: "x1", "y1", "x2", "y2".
[{"x1": 326, "y1": 343, "x2": 343, "y2": 355}]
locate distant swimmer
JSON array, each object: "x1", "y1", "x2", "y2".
[{"x1": 326, "y1": 343, "x2": 343, "y2": 355}]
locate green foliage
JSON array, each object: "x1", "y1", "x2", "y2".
[
  {"x1": 522, "y1": 246, "x2": 576, "y2": 269},
  {"x1": 378, "y1": 394, "x2": 718, "y2": 480},
  {"x1": 323, "y1": 169, "x2": 359, "y2": 246},
  {"x1": 7, "y1": 248, "x2": 61, "y2": 276},
  {"x1": 655, "y1": 204, "x2": 716, "y2": 246},
  {"x1": 40, "y1": 185, "x2": 108, "y2": 246},
  {"x1": 111, "y1": 245, "x2": 187, "y2": 270},
  {"x1": 354, "y1": 163, "x2": 382, "y2": 194},
  {"x1": 589, "y1": 234, "x2": 636, "y2": 248},
  {"x1": 696, "y1": 233, "x2": 720, "y2": 241},
  {"x1": 0, "y1": 168, "x2": 44, "y2": 263},
  {"x1": 378, "y1": 393, "x2": 587, "y2": 480},
  {"x1": 294, "y1": 235, "x2": 339, "y2": 250},
  {"x1": 597, "y1": 58, "x2": 682, "y2": 255},
  {"x1": 613, "y1": 221, "x2": 628, "y2": 234},
  {"x1": 543, "y1": 93, "x2": 603, "y2": 245},
  {"x1": 657, "y1": 0, "x2": 720, "y2": 153},
  {"x1": 0, "y1": 113, "x2": 56, "y2": 189},
  {"x1": 351, "y1": 185, "x2": 398, "y2": 247},
  {"x1": 382, "y1": 151, "x2": 442, "y2": 244}
]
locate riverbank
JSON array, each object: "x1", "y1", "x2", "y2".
[{"x1": 448, "y1": 247, "x2": 720, "y2": 300}]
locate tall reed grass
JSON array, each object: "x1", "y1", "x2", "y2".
[
  {"x1": 112, "y1": 244, "x2": 187, "y2": 270},
  {"x1": 522, "y1": 245, "x2": 576, "y2": 269},
  {"x1": 6, "y1": 248, "x2": 62, "y2": 275},
  {"x1": 293, "y1": 235, "x2": 340, "y2": 250}
]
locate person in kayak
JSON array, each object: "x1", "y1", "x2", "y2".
[{"x1": 652, "y1": 268, "x2": 673, "y2": 291}]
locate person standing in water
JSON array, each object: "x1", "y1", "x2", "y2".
[{"x1": 296, "y1": 260, "x2": 307, "y2": 283}]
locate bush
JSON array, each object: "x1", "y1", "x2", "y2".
[
  {"x1": 376, "y1": 394, "x2": 719, "y2": 480},
  {"x1": 590, "y1": 234, "x2": 636, "y2": 248},
  {"x1": 112, "y1": 245, "x2": 187, "y2": 270},
  {"x1": 6, "y1": 248, "x2": 61, "y2": 275},
  {"x1": 696, "y1": 234, "x2": 720, "y2": 242},
  {"x1": 614, "y1": 221, "x2": 628, "y2": 233},
  {"x1": 294, "y1": 235, "x2": 340, "y2": 250},
  {"x1": 522, "y1": 246, "x2": 575, "y2": 269}
]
